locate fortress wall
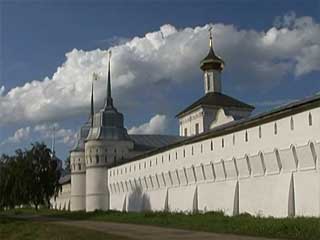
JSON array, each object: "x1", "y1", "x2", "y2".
[
  {"x1": 108, "y1": 107, "x2": 320, "y2": 217},
  {"x1": 239, "y1": 173, "x2": 293, "y2": 217},
  {"x1": 71, "y1": 172, "x2": 86, "y2": 211},
  {"x1": 198, "y1": 180, "x2": 238, "y2": 216}
]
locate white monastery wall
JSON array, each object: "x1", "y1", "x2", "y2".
[
  {"x1": 108, "y1": 107, "x2": 320, "y2": 217},
  {"x1": 52, "y1": 183, "x2": 71, "y2": 211}
]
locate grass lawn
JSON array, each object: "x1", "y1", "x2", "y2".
[
  {"x1": 0, "y1": 215, "x2": 131, "y2": 240},
  {"x1": 3, "y1": 208, "x2": 320, "y2": 240}
]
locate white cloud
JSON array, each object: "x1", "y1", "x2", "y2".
[
  {"x1": 1, "y1": 126, "x2": 31, "y2": 145},
  {"x1": 128, "y1": 114, "x2": 169, "y2": 134},
  {"x1": 33, "y1": 123, "x2": 77, "y2": 146},
  {"x1": 1, "y1": 123, "x2": 77, "y2": 147},
  {"x1": 1, "y1": 14, "x2": 320, "y2": 126}
]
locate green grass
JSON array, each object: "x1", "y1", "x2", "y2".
[
  {"x1": 3, "y1": 208, "x2": 320, "y2": 240},
  {"x1": 0, "y1": 215, "x2": 131, "y2": 240}
]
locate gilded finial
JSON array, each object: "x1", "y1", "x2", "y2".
[{"x1": 208, "y1": 26, "x2": 213, "y2": 48}]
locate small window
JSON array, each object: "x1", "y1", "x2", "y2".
[
  {"x1": 156, "y1": 157, "x2": 158, "y2": 165},
  {"x1": 274, "y1": 122, "x2": 278, "y2": 135},
  {"x1": 222, "y1": 138, "x2": 224, "y2": 148},
  {"x1": 144, "y1": 162, "x2": 146, "y2": 168},
  {"x1": 195, "y1": 123, "x2": 199, "y2": 135},
  {"x1": 184, "y1": 128, "x2": 188, "y2": 137},
  {"x1": 233, "y1": 134, "x2": 235, "y2": 145},
  {"x1": 309, "y1": 112, "x2": 313, "y2": 126},
  {"x1": 150, "y1": 161, "x2": 151, "y2": 167},
  {"x1": 201, "y1": 144, "x2": 203, "y2": 153},
  {"x1": 175, "y1": 152, "x2": 178, "y2": 160},
  {"x1": 207, "y1": 73, "x2": 210, "y2": 91},
  {"x1": 162, "y1": 156, "x2": 164, "y2": 163},
  {"x1": 168, "y1": 154, "x2": 170, "y2": 161},
  {"x1": 183, "y1": 149, "x2": 186, "y2": 157},
  {"x1": 290, "y1": 117, "x2": 294, "y2": 130},
  {"x1": 210, "y1": 141, "x2": 213, "y2": 151},
  {"x1": 259, "y1": 126, "x2": 262, "y2": 138},
  {"x1": 191, "y1": 146, "x2": 194, "y2": 155},
  {"x1": 245, "y1": 131, "x2": 248, "y2": 142}
]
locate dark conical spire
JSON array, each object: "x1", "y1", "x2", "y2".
[
  {"x1": 106, "y1": 50, "x2": 113, "y2": 108},
  {"x1": 200, "y1": 26, "x2": 224, "y2": 72}
]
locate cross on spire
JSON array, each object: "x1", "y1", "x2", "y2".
[{"x1": 208, "y1": 26, "x2": 213, "y2": 48}]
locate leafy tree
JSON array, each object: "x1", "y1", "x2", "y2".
[{"x1": 0, "y1": 142, "x2": 61, "y2": 210}]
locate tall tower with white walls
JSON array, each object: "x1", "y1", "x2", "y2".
[{"x1": 84, "y1": 51, "x2": 134, "y2": 212}]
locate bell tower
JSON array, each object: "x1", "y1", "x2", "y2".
[{"x1": 200, "y1": 27, "x2": 224, "y2": 94}]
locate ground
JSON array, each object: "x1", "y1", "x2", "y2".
[{"x1": 1, "y1": 209, "x2": 320, "y2": 240}]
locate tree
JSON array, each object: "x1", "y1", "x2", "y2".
[
  {"x1": 0, "y1": 142, "x2": 61, "y2": 210},
  {"x1": 27, "y1": 142, "x2": 61, "y2": 210}
]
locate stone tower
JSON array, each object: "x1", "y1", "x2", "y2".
[{"x1": 84, "y1": 51, "x2": 134, "y2": 212}]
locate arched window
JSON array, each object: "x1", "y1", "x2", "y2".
[
  {"x1": 290, "y1": 117, "x2": 294, "y2": 130},
  {"x1": 245, "y1": 131, "x2": 248, "y2": 142},
  {"x1": 309, "y1": 112, "x2": 313, "y2": 126},
  {"x1": 259, "y1": 126, "x2": 262, "y2": 138},
  {"x1": 274, "y1": 122, "x2": 278, "y2": 135},
  {"x1": 222, "y1": 138, "x2": 225, "y2": 148}
]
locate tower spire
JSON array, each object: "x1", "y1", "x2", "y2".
[
  {"x1": 91, "y1": 73, "x2": 98, "y2": 127},
  {"x1": 209, "y1": 26, "x2": 213, "y2": 49},
  {"x1": 106, "y1": 50, "x2": 113, "y2": 108}
]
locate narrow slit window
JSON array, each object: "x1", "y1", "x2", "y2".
[
  {"x1": 259, "y1": 126, "x2": 262, "y2": 139},
  {"x1": 274, "y1": 122, "x2": 278, "y2": 135},
  {"x1": 233, "y1": 134, "x2": 235, "y2": 145},
  {"x1": 222, "y1": 138, "x2": 225, "y2": 148},
  {"x1": 211, "y1": 141, "x2": 213, "y2": 151},
  {"x1": 245, "y1": 131, "x2": 248, "y2": 142},
  {"x1": 309, "y1": 112, "x2": 313, "y2": 126},
  {"x1": 290, "y1": 117, "x2": 294, "y2": 130}
]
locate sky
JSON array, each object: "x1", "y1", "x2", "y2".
[{"x1": 1, "y1": 0, "x2": 320, "y2": 161}]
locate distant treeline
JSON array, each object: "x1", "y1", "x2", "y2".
[{"x1": 0, "y1": 142, "x2": 61, "y2": 210}]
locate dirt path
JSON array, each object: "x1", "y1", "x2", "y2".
[
  {"x1": 11, "y1": 214, "x2": 282, "y2": 240},
  {"x1": 52, "y1": 220, "x2": 281, "y2": 240}
]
